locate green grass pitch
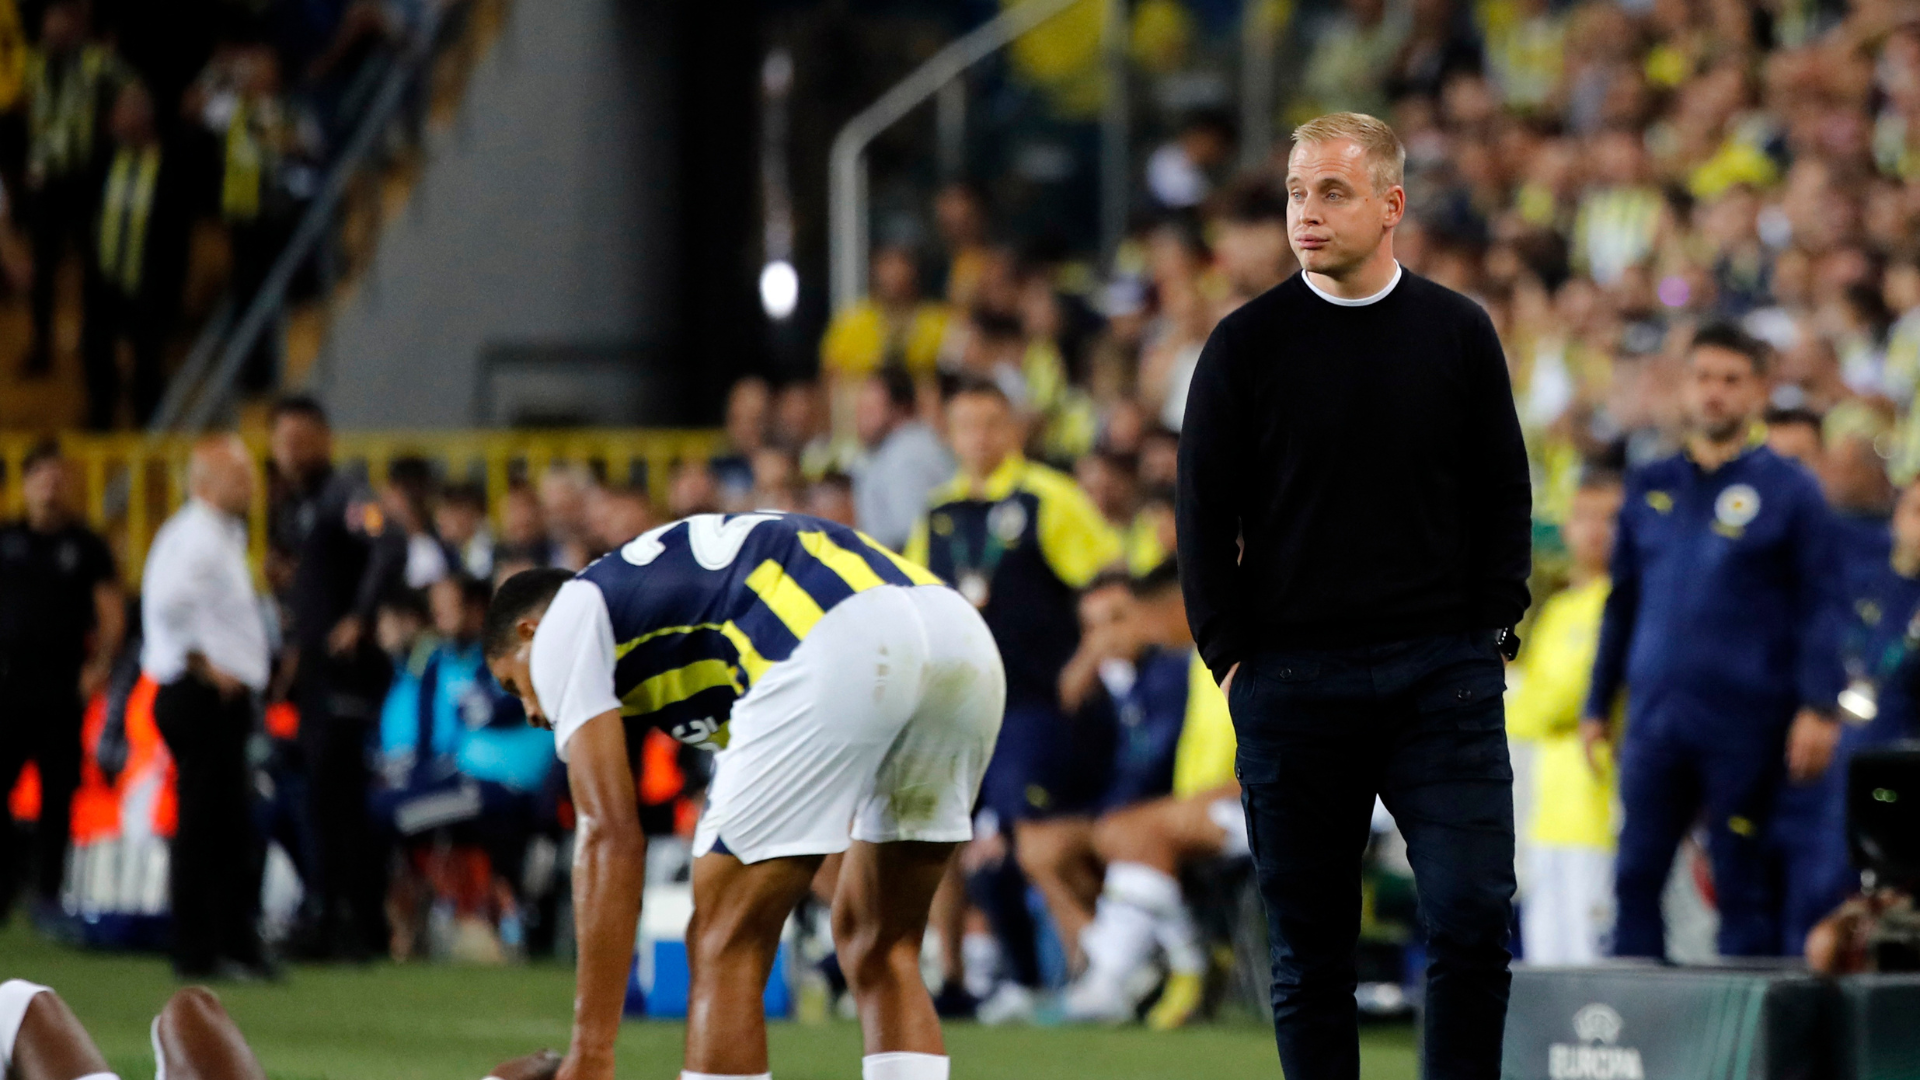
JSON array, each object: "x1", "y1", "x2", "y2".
[{"x1": 0, "y1": 925, "x2": 1418, "y2": 1078}]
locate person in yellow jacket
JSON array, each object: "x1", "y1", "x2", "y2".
[
  {"x1": 820, "y1": 245, "x2": 950, "y2": 432},
  {"x1": 1507, "y1": 472, "x2": 1624, "y2": 964}
]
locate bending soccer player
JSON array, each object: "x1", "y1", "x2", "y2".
[{"x1": 484, "y1": 512, "x2": 1005, "y2": 1080}]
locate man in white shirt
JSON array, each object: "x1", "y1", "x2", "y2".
[
  {"x1": 850, "y1": 368, "x2": 952, "y2": 552},
  {"x1": 142, "y1": 435, "x2": 273, "y2": 979}
]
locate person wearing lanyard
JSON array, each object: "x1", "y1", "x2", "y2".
[
  {"x1": 141, "y1": 436, "x2": 274, "y2": 980},
  {"x1": 907, "y1": 378, "x2": 1123, "y2": 994}
]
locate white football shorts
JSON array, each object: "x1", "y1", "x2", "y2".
[{"x1": 694, "y1": 584, "x2": 1006, "y2": 864}]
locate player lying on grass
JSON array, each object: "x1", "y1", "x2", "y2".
[
  {"x1": 0, "y1": 980, "x2": 270, "y2": 1080},
  {"x1": 0, "y1": 978, "x2": 561, "y2": 1080},
  {"x1": 484, "y1": 511, "x2": 1006, "y2": 1080}
]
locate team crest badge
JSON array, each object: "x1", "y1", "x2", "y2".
[{"x1": 1714, "y1": 484, "x2": 1760, "y2": 529}]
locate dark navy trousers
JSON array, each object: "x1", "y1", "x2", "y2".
[
  {"x1": 1611, "y1": 697, "x2": 1788, "y2": 959},
  {"x1": 1230, "y1": 631, "x2": 1515, "y2": 1080}
]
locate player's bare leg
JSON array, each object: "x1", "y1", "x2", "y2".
[
  {"x1": 1092, "y1": 786, "x2": 1238, "y2": 874},
  {"x1": 152, "y1": 986, "x2": 266, "y2": 1080},
  {"x1": 684, "y1": 850, "x2": 824, "y2": 1076},
  {"x1": 832, "y1": 839, "x2": 956, "y2": 1075},
  {"x1": 1, "y1": 982, "x2": 112, "y2": 1080},
  {"x1": 1012, "y1": 817, "x2": 1100, "y2": 969}
]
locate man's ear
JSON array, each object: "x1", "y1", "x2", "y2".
[{"x1": 516, "y1": 614, "x2": 539, "y2": 645}]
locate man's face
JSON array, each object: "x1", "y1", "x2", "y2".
[
  {"x1": 430, "y1": 579, "x2": 465, "y2": 639},
  {"x1": 270, "y1": 414, "x2": 330, "y2": 482},
  {"x1": 1215, "y1": 218, "x2": 1291, "y2": 298},
  {"x1": 873, "y1": 249, "x2": 919, "y2": 306},
  {"x1": 854, "y1": 379, "x2": 894, "y2": 447},
  {"x1": 946, "y1": 393, "x2": 1018, "y2": 478},
  {"x1": 487, "y1": 615, "x2": 547, "y2": 729},
  {"x1": 1078, "y1": 583, "x2": 1138, "y2": 654},
  {"x1": 1564, "y1": 485, "x2": 1623, "y2": 574},
  {"x1": 1684, "y1": 345, "x2": 1767, "y2": 442},
  {"x1": 21, "y1": 460, "x2": 68, "y2": 524},
  {"x1": 1286, "y1": 138, "x2": 1404, "y2": 279}
]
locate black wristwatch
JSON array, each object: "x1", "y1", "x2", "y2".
[{"x1": 1494, "y1": 627, "x2": 1521, "y2": 661}]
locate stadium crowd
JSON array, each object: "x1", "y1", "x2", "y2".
[
  {"x1": 0, "y1": 0, "x2": 444, "y2": 428},
  {"x1": 3, "y1": 0, "x2": 1920, "y2": 1032}
]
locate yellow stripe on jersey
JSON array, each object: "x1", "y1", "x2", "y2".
[
  {"x1": 745, "y1": 558, "x2": 826, "y2": 639},
  {"x1": 798, "y1": 531, "x2": 887, "y2": 592},
  {"x1": 614, "y1": 623, "x2": 720, "y2": 660},
  {"x1": 857, "y1": 529, "x2": 943, "y2": 585},
  {"x1": 719, "y1": 620, "x2": 773, "y2": 683},
  {"x1": 621, "y1": 658, "x2": 740, "y2": 718}
]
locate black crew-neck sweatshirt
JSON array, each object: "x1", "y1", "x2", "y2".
[{"x1": 1175, "y1": 269, "x2": 1533, "y2": 681}]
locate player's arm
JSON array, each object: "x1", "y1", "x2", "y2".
[
  {"x1": 561, "y1": 709, "x2": 645, "y2": 1080},
  {"x1": 81, "y1": 577, "x2": 125, "y2": 699}
]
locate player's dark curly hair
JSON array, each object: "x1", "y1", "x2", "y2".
[{"x1": 483, "y1": 568, "x2": 574, "y2": 659}]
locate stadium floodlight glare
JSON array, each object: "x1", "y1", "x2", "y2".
[{"x1": 760, "y1": 259, "x2": 799, "y2": 319}]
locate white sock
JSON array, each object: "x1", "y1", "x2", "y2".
[
  {"x1": 1100, "y1": 861, "x2": 1206, "y2": 975},
  {"x1": 1080, "y1": 868, "x2": 1164, "y2": 980},
  {"x1": 0, "y1": 979, "x2": 50, "y2": 1072},
  {"x1": 863, "y1": 1052, "x2": 950, "y2": 1080},
  {"x1": 680, "y1": 1073, "x2": 771, "y2": 1080},
  {"x1": 961, "y1": 931, "x2": 1001, "y2": 998},
  {"x1": 1153, "y1": 902, "x2": 1207, "y2": 975}
]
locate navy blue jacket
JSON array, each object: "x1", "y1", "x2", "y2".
[{"x1": 1586, "y1": 445, "x2": 1845, "y2": 727}]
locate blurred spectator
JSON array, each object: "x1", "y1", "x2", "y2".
[
  {"x1": 141, "y1": 435, "x2": 272, "y2": 980},
  {"x1": 772, "y1": 378, "x2": 845, "y2": 479},
  {"x1": 667, "y1": 459, "x2": 721, "y2": 519},
  {"x1": 535, "y1": 465, "x2": 593, "y2": 571},
  {"x1": 434, "y1": 483, "x2": 494, "y2": 581},
  {"x1": 80, "y1": 81, "x2": 185, "y2": 430},
  {"x1": 0, "y1": 439, "x2": 121, "y2": 927},
  {"x1": 819, "y1": 245, "x2": 950, "y2": 421},
  {"x1": 1572, "y1": 127, "x2": 1665, "y2": 288},
  {"x1": 268, "y1": 395, "x2": 403, "y2": 961},
  {"x1": 584, "y1": 482, "x2": 655, "y2": 554},
  {"x1": 1509, "y1": 472, "x2": 1623, "y2": 965},
  {"x1": 1821, "y1": 400, "x2": 1897, "y2": 524},
  {"x1": 803, "y1": 472, "x2": 856, "y2": 528},
  {"x1": 189, "y1": 41, "x2": 316, "y2": 391},
  {"x1": 384, "y1": 456, "x2": 449, "y2": 589},
  {"x1": 709, "y1": 376, "x2": 769, "y2": 504},
  {"x1": 1210, "y1": 176, "x2": 1294, "y2": 304},
  {"x1": 23, "y1": 0, "x2": 130, "y2": 374},
  {"x1": 746, "y1": 446, "x2": 800, "y2": 512},
  {"x1": 935, "y1": 180, "x2": 992, "y2": 307},
  {"x1": 1764, "y1": 405, "x2": 1825, "y2": 469},
  {"x1": 1143, "y1": 109, "x2": 1236, "y2": 212},
  {"x1": 494, "y1": 480, "x2": 552, "y2": 569},
  {"x1": 1300, "y1": 0, "x2": 1409, "y2": 119},
  {"x1": 959, "y1": 308, "x2": 1031, "y2": 408},
  {"x1": 851, "y1": 367, "x2": 953, "y2": 552}
]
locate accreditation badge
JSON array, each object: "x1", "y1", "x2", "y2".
[
  {"x1": 958, "y1": 571, "x2": 991, "y2": 609},
  {"x1": 1838, "y1": 678, "x2": 1879, "y2": 725}
]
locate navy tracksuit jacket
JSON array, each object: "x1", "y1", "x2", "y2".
[
  {"x1": 1773, "y1": 517, "x2": 1920, "y2": 953},
  {"x1": 1585, "y1": 444, "x2": 1845, "y2": 958}
]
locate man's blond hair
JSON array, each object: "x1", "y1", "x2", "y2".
[{"x1": 1289, "y1": 112, "x2": 1405, "y2": 194}]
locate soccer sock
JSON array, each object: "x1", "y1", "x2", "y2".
[
  {"x1": 1080, "y1": 865, "x2": 1163, "y2": 980},
  {"x1": 1105, "y1": 862, "x2": 1207, "y2": 974},
  {"x1": 961, "y1": 931, "x2": 1001, "y2": 999},
  {"x1": 862, "y1": 1052, "x2": 950, "y2": 1080},
  {"x1": 0, "y1": 979, "x2": 49, "y2": 1072}
]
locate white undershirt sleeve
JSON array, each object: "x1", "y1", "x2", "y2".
[
  {"x1": 0, "y1": 979, "x2": 49, "y2": 1072},
  {"x1": 530, "y1": 580, "x2": 624, "y2": 762}
]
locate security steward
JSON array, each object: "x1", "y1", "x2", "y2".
[
  {"x1": 0, "y1": 440, "x2": 122, "y2": 924},
  {"x1": 268, "y1": 395, "x2": 404, "y2": 958},
  {"x1": 907, "y1": 378, "x2": 1121, "y2": 979},
  {"x1": 1775, "y1": 476, "x2": 1920, "y2": 953},
  {"x1": 1584, "y1": 322, "x2": 1846, "y2": 959}
]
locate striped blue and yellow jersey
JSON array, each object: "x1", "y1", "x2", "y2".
[{"x1": 578, "y1": 511, "x2": 940, "y2": 748}]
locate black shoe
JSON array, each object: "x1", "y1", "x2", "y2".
[{"x1": 932, "y1": 979, "x2": 977, "y2": 1020}]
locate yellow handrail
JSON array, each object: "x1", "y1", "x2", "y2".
[{"x1": 0, "y1": 429, "x2": 726, "y2": 588}]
